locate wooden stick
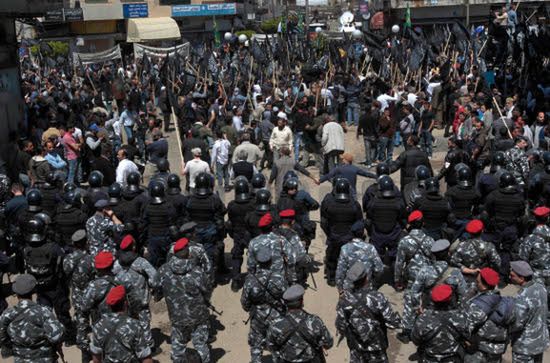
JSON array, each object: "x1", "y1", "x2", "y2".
[
  {"x1": 443, "y1": 31, "x2": 452, "y2": 56},
  {"x1": 492, "y1": 96, "x2": 513, "y2": 139},
  {"x1": 477, "y1": 38, "x2": 489, "y2": 58}
]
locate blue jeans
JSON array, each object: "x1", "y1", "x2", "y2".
[
  {"x1": 216, "y1": 161, "x2": 229, "y2": 187},
  {"x1": 67, "y1": 159, "x2": 78, "y2": 184},
  {"x1": 377, "y1": 137, "x2": 394, "y2": 162},
  {"x1": 420, "y1": 130, "x2": 433, "y2": 156},
  {"x1": 124, "y1": 125, "x2": 133, "y2": 141},
  {"x1": 294, "y1": 131, "x2": 303, "y2": 162},
  {"x1": 393, "y1": 131, "x2": 402, "y2": 147},
  {"x1": 363, "y1": 136, "x2": 377, "y2": 165},
  {"x1": 346, "y1": 102, "x2": 360, "y2": 126}
]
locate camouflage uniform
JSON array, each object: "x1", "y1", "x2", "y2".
[
  {"x1": 113, "y1": 252, "x2": 159, "y2": 349},
  {"x1": 404, "y1": 261, "x2": 467, "y2": 332},
  {"x1": 159, "y1": 255, "x2": 211, "y2": 363},
  {"x1": 450, "y1": 238, "x2": 501, "y2": 289},
  {"x1": 0, "y1": 299, "x2": 64, "y2": 363},
  {"x1": 273, "y1": 226, "x2": 311, "y2": 286},
  {"x1": 62, "y1": 249, "x2": 95, "y2": 350},
  {"x1": 267, "y1": 309, "x2": 333, "y2": 363},
  {"x1": 518, "y1": 224, "x2": 550, "y2": 330},
  {"x1": 0, "y1": 173, "x2": 10, "y2": 214},
  {"x1": 85, "y1": 214, "x2": 124, "y2": 256},
  {"x1": 90, "y1": 312, "x2": 152, "y2": 362},
  {"x1": 394, "y1": 229, "x2": 434, "y2": 287},
  {"x1": 241, "y1": 269, "x2": 288, "y2": 363},
  {"x1": 336, "y1": 286, "x2": 401, "y2": 362},
  {"x1": 168, "y1": 240, "x2": 213, "y2": 292},
  {"x1": 463, "y1": 290, "x2": 515, "y2": 363},
  {"x1": 248, "y1": 232, "x2": 297, "y2": 283},
  {"x1": 505, "y1": 146, "x2": 530, "y2": 186},
  {"x1": 411, "y1": 308, "x2": 469, "y2": 363},
  {"x1": 336, "y1": 238, "x2": 384, "y2": 291},
  {"x1": 510, "y1": 280, "x2": 550, "y2": 363},
  {"x1": 80, "y1": 274, "x2": 117, "y2": 349}
]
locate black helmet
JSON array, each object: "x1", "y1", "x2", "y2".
[
  {"x1": 126, "y1": 172, "x2": 141, "y2": 192},
  {"x1": 45, "y1": 171, "x2": 57, "y2": 186},
  {"x1": 194, "y1": 172, "x2": 212, "y2": 196},
  {"x1": 446, "y1": 150, "x2": 462, "y2": 165},
  {"x1": 234, "y1": 176, "x2": 250, "y2": 202},
  {"x1": 63, "y1": 191, "x2": 80, "y2": 207},
  {"x1": 251, "y1": 173, "x2": 266, "y2": 192},
  {"x1": 34, "y1": 212, "x2": 52, "y2": 226},
  {"x1": 415, "y1": 165, "x2": 431, "y2": 182},
  {"x1": 149, "y1": 181, "x2": 165, "y2": 204},
  {"x1": 283, "y1": 177, "x2": 299, "y2": 192},
  {"x1": 63, "y1": 182, "x2": 77, "y2": 194},
  {"x1": 378, "y1": 175, "x2": 395, "y2": 198},
  {"x1": 376, "y1": 163, "x2": 390, "y2": 177},
  {"x1": 255, "y1": 189, "x2": 271, "y2": 211},
  {"x1": 492, "y1": 152, "x2": 506, "y2": 167},
  {"x1": 88, "y1": 171, "x2": 104, "y2": 188},
  {"x1": 283, "y1": 170, "x2": 298, "y2": 182},
  {"x1": 25, "y1": 217, "x2": 46, "y2": 243},
  {"x1": 157, "y1": 158, "x2": 170, "y2": 172},
  {"x1": 108, "y1": 183, "x2": 122, "y2": 204},
  {"x1": 334, "y1": 178, "x2": 351, "y2": 201},
  {"x1": 27, "y1": 189, "x2": 43, "y2": 212},
  {"x1": 543, "y1": 152, "x2": 550, "y2": 173},
  {"x1": 168, "y1": 225, "x2": 181, "y2": 241},
  {"x1": 499, "y1": 172, "x2": 516, "y2": 189},
  {"x1": 425, "y1": 177, "x2": 440, "y2": 194},
  {"x1": 167, "y1": 174, "x2": 181, "y2": 190},
  {"x1": 457, "y1": 166, "x2": 472, "y2": 188}
]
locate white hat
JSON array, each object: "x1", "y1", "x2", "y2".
[
  {"x1": 192, "y1": 147, "x2": 202, "y2": 156},
  {"x1": 277, "y1": 112, "x2": 287, "y2": 120},
  {"x1": 253, "y1": 85, "x2": 261, "y2": 93},
  {"x1": 161, "y1": 86, "x2": 166, "y2": 91}
]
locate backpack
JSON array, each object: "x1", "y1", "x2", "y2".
[
  {"x1": 72, "y1": 255, "x2": 95, "y2": 290},
  {"x1": 24, "y1": 243, "x2": 58, "y2": 289}
]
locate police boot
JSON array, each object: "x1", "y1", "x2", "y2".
[
  {"x1": 81, "y1": 349, "x2": 93, "y2": 363},
  {"x1": 230, "y1": 259, "x2": 244, "y2": 292},
  {"x1": 397, "y1": 329, "x2": 411, "y2": 344},
  {"x1": 216, "y1": 244, "x2": 231, "y2": 275}
]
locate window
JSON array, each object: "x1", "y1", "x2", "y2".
[{"x1": 159, "y1": 0, "x2": 191, "y2": 5}]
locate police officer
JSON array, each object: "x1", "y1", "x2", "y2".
[
  {"x1": 245, "y1": 189, "x2": 279, "y2": 240},
  {"x1": 390, "y1": 135, "x2": 433, "y2": 190},
  {"x1": 483, "y1": 172, "x2": 525, "y2": 279},
  {"x1": 402, "y1": 165, "x2": 431, "y2": 210},
  {"x1": 504, "y1": 136, "x2": 530, "y2": 189},
  {"x1": 119, "y1": 171, "x2": 149, "y2": 238},
  {"x1": 412, "y1": 177, "x2": 451, "y2": 240},
  {"x1": 241, "y1": 247, "x2": 288, "y2": 363},
  {"x1": 185, "y1": 172, "x2": 227, "y2": 276},
  {"x1": 165, "y1": 174, "x2": 187, "y2": 225},
  {"x1": 336, "y1": 220, "x2": 384, "y2": 292},
  {"x1": 445, "y1": 166, "x2": 481, "y2": 239},
  {"x1": 0, "y1": 274, "x2": 65, "y2": 362},
  {"x1": 39, "y1": 171, "x2": 60, "y2": 218},
  {"x1": 23, "y1": 217, "x2": 75, "y2": 345},
  {"x1": 159, "y1": 238, "x2": 211, "y2": 363},
  {"x1": 274, "y1": 209, "x2": 311, "y2": 287},
  {"x1": 84, "y1": 171, "x2": 108, "y2": 216},
  {"x1": 394, "y1": 210, "x2": 435, "y2": 291},
  {"x1": 149, "y1": 158, "x2": 170, "y2": 188},
  {"x1": 437, "y1": 142, "x2": 471, "y2": 188},
  {"x1": 411, "y1": 284, "x2": 469, "y2": 362},
  {"x1": 54, "y1": 190, "x2": 87, "y2": 247},
  {"x1": 16, "y1": 189, "x2": 45, "y2": 236},
  {"x1": 90, "y1": 285, "x2": 153, "y2": 363},
  {"x1": 250, "y1": 173, "x2": 267, "y2": 198},
  {"x1": 107, "y1": 182, "x2": 126, "y2": 222},
  {"x1": 321, "y1": 178, "x2": 362, "y2": 286},
  {"x1": 62, "y1": 230, "x2": 95, "y2": 362},
  {"x1": 528, "y1": 151, "x2": 550, "y2": 206},
  {"x1": 476, "y1": 151, "x2": 507, "y2": 204},
  {"x1": 463, "y1": 267, "x2": 514, "y2": 362},
  {"x1": 267, "y1": 284, "x2": 333, "y2": 362},
  {"x1": 362, "y1": 162, "x2": 401, "y2": 211},
  {"x1": 142, "y1": 181, "x2": 176, "y2": 268},
  {"x1": 228, "y1": 177, "x2": 256, "y2": 291},
  {"x1": 113, "y1": 235, "x2": 159, "y2": 351},
  {"x1": 509, "y1": 260, "x2": 550, "y2": 363},
  {"x1": 248, "y1": 213, "x2": 296, "y2": 284},
  {"x1": 365, "y1": 175, "x2": 406, "y2": 266},
  {"x1": 451, "y1": 220, "x2": 501, "y2": 290},
  {"x1": 85, "y1": 199, "x2": 124, "y2": 256},
  {"x1": 336, "y1": 262, "x2": 401, "y2": 363}
]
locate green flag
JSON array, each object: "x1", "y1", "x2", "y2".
[
  {"x1": 213, "y1": 15, "x2": 221, "y2": 47},
  {"x1": 404, "y1": 3, "x2": 412, "y2": 28}
]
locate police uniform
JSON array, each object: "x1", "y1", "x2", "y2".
[{"x1": 85, "y1": 200, "x2": 124, "y2": 256}]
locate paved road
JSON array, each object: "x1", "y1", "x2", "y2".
[{"x1": 5, "y1": 126, "x2": 544, "y2": 362}]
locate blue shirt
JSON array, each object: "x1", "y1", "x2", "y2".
[{"x1": 320, "y1": 164, "x2": 376, "y2": 192}]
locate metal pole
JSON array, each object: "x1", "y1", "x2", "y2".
[{"x1": 465, "y1": 0, "x2": 470, "y2": 27}]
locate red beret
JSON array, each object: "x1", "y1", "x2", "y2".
[
  {"x1": 533, "y1": 206, "x2": 550, "y2": 218},
  {"x1": 279, "y1": 209, "x2": 296, "y2": 219},
  {"x1": 408, "y1": 210, "x2": 423, "y2": 224},
  {"x1": 258, "y1": 213, "x2": 273, "y2": 228},
  {"x1": 106, "y1": 285, "x2": 126, "y2": 306},
  {"x1": 95, "y1": 251, "x2": 114, "y2": 269},
  {"x1": 120, "y1": 235, "x2": 135, "y2": 251},
  {"x1": 465, "y1": 219, "x2": 484, "y2": 235},
  {"x1": 431, "y1": 284, "x2": 453, "y2": 303},
  {"x1": 479, "y1": 267, "x2": 499, "y2": 287},
  {"x1": 174, "y1": 238, "x2": 189, "y2": 253}
]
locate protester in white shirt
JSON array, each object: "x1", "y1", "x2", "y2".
[
  {"x1": 115, "y1": 148, "x2": 139, "y2": 186},
  {"x1": 376, "y1": 91, "x2": 399, "y2": 111},
  {"x1": 184, "y1": 147, "x2": 211, "y2": 191},
  {"x1": 211, "y1": 130, "x2": 231, "y2": 190},
  {"x1": 269, "y1": 112, "x2": 293, "y2": 163}
]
